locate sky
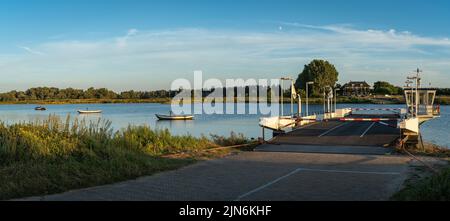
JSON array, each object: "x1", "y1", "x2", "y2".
[{"x1": 1, "y1": 0, "x2": 450, "y2": 92}]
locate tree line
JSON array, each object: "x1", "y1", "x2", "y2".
[
  {"x1": 1, "y1": 59, "x2": 449, "y2": 102},
  {"x1": 0, "y1": 87, "x2": 178, "y2": 102}
]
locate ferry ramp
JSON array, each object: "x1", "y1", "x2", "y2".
[{"x1": 272, "y1": 114, "x2": 400, "y2": 147}]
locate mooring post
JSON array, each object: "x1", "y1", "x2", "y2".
[{"x1": 261, "y1": 127, "x2": 265, "y2": 142}]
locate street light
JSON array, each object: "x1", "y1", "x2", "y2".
[
  {"x1": 334, "y1": 88, "x2": 340, "y2": 113},
  {"x1": 305, "y1": 81, "x2": 314, "y2": 116},
  {"x1": 324, "y1": 86, "x2": 332, "y2": 119}
]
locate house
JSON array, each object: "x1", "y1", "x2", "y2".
[{"x1": 342, "y1": 81, "x2": 371, "y2": 96}]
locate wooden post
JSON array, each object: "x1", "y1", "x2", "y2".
[
  {"x1": 262, "y1": 127, "x2": 265, "y2": 142},
  {"x1": 298, "y1": 96, "x2": 302, "y2": 117}
]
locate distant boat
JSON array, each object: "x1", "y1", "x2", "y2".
[
  {"x1": 78, "y1": 110, "x2": 102, "y2": 114},
  {"x1": 156, "y1": 112, "x2": 194, "y2": 120},
  {"x1": 34, "y1": 106, "x2": 47, "y2": 111}
]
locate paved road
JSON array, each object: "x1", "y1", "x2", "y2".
[
  {"x1": 272, "y1": 115, "x2": 400, "y2": 147},
  {"x1": 23, "y1": 151, "x2": 411, "y2": 201},
  {"x1": 20, "y1": 114, "x2": 409, "y2": 201}
]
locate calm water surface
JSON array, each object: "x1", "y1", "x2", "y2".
[{"x1": 0, "y1": 103, "x2": 448, "y2": 148}]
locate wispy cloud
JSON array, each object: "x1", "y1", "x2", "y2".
[
  {"x1": 116, "y1": 28, "x2": 138, "y2": 48},
  {"x1": 2, "y1": 24, "x2": 450, "y2": 91},
  {"x1": 19, "y1": 46, "x2": 46, "y2": 55}
]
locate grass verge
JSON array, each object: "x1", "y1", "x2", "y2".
[
  {"x1": 392, "y1": 166, "x2": 450, "y2": 201},
  {"x1": 0, "y1": 115, "x2": 250, "y2": 200},
  {"x1": 392, "y1": 142, "x2": 450, "y2": 201}
]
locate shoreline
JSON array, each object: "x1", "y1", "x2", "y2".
[
  {"x1": 0, "y1": 98, "x2": 412, "y2": 105},
  {"x1": 2, "y1": 95, "x2": 448, "y2": 105}
]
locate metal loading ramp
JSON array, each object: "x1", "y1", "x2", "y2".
[{"x1": 267, "y1": 114, "x2": 401, "y2": 148}]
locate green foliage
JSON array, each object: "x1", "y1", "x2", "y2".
[
  {"x1": 295, "y1": 60, "x2": 339, "y2": 97},
  {"x1": 0, "y1": 87, "x2": 175, "y2": 102},
  {"x1": 210, "y1": 132, "x2": 249, "y2": 147},
  {"x1": 392, "y1": 168, "x2": 450, "y2": 201},
  {"x1": 437, "y1": 88, "x2": 450, "y2": 96},
  {"x1": 373, "y1": 81, "x2": 403, "y2": 95},
  {"x1": 436, "y1": 96, "x2": 450, "y2": 105},
  {"x1": 0, "y1": 115, "x2": 248, "y2": 200}
]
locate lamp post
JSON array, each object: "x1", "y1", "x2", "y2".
[
  {"x1": 323, "y1": 91, "x2": 326, "y2": 117},
  {"x1": 334, "y1": 88, "x2": 340, "y2": 113},
  {"x1": 306, "y1": 81, "x2": 314, "y2": 116},
  {"x1": 324, "y1": 86, "x2": 332, "y2": 119},
  {"x1": 405, "y1": 80, "x2": 413, "y2": 115}
]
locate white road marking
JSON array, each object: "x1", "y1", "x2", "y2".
[
  {"x1": 292, "y1": 122, "x2": 319, "y2": 132},
  {"x1": 318, "y1": 122, "x2": 349, "y2": 137},
  {"x1": 360, "y1": 122, "x2": 376, "y2": 138},
  {"x1": 235, "y1": 168, "x2": 302, "y2": 201},
  {"x1": 378, "y1": 121, "x2": 389, "y2": 126},
  {"x1": 235, "y1": 167, "x2": 400, "y2": 201}
]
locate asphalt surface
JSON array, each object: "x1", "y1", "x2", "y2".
[
  {"x1": 21, "y1": 151, "x2": 411, "y2": 201},
  {"x1": 272, "y1": 114, "x2": 400, "y2": 147},
  {"x1": 256, "y1": 144, "x2": 394, "y2": 155},
  {"x1": 19, "y1": 114, "x2": 408, "y2": 201}
]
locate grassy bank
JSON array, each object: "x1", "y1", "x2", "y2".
[
  {"x1": 0, "y1": 115, "x2": 249, "y2": 200},
  {"x1": 392, "y1": 142, "x2": 450, "y2": 201},
  {"x1": 392, "y1": 167, "x2": 450, "y2": 201},
  {"x1": 436, "y1": 96, "x2": 450, "y2": 105}
]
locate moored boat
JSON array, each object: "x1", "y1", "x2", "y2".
[
  {"x1": 78, "y1": 110, "x2": 102, "y2": 114},
  {"x1": 35, "y1": 106, "x2": 47, "y2": 111},
  {"x1": 156, "y1": 114, "x2": 194, "y2": 120}
]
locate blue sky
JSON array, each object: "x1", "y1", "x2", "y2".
[{"x1": 1, "y1": 0, "x2": 450, "y2": 91}]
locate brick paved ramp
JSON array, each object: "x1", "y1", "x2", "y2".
[{"x1": 22, "y1": 151, "x2": 411, "y2": 201}]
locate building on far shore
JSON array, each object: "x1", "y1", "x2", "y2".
[{"x1": 342, "y1": 81, "x2": 371, "y2": 96}]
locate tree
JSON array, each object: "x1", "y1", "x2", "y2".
[
  {"x1": 295, "y1": 60, "x2": 339, "y2": 97},
  {"x1": 373, "y1": 81, "x2": 402, "y2": 95}
]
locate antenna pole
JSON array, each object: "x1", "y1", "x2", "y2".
[{"x1": 415, "y1": 68, "x2": 422, "y2": 118}]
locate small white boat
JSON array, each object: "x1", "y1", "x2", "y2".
[
  {"x1": 156, "y1": 113, "x2": 194, "y2": 120},
  {"x1": 35, "y1": 106, "x2": 47, "y2": 111},
  {"x1": 78, "y1": 110, "x2": 102, "y2": 114}
]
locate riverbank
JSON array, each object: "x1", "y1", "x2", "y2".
[
  {"x1": 392, "y1": 142, "x2": 450, "y2": 201},
  {"x1": 392, "y1": 162, "x2": 450, "y2": 201},
  {"x1": 0, "y1": 98, "x2": 172, "y2": 105},
  {"x1": 0, "y1": 115, "x2": 250, "y2": 200},
  {"x1": 1, "y1": 96, "x2": 449, "y2": 105}
]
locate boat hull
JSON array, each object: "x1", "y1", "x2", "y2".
[
  {"x1": 156, "y1": 114, "x2": 194, "y2": 120},
  {"x1": 78, "y1": 110, "x2": 102, "y2": 114}
]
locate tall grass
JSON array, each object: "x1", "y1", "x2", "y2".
[
  {"x1": 0, "y1": 115, "x2": 249, "y2": 200},
  {"x1": 392, "y1": 168, "x2": 450, "y2": 201}
]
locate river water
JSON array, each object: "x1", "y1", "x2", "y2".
[{"x1": 0, "y1": 103, "x2": 448, "y2": 148}]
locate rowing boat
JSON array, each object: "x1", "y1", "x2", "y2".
[
  {"x1": 35, "y1": 106, "x2": 47, "y2": 111},
  {"x1": 78, "y1": 110, "x2": 102, "y2": 114},
  {"x1": 155, "y1": 114, "x2": 194, "y2": 120}
]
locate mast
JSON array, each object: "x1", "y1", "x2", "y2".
[{"x1": 415, "y1": 68, "x2": 422, "y2": 117}]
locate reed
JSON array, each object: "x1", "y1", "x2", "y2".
[{"x1": 0, "y1": 115, "x2": 249, "y2": 200}]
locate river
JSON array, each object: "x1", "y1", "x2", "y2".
[{"x1": 0, "y1": 103, "x2": 447, "y2": 148}]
